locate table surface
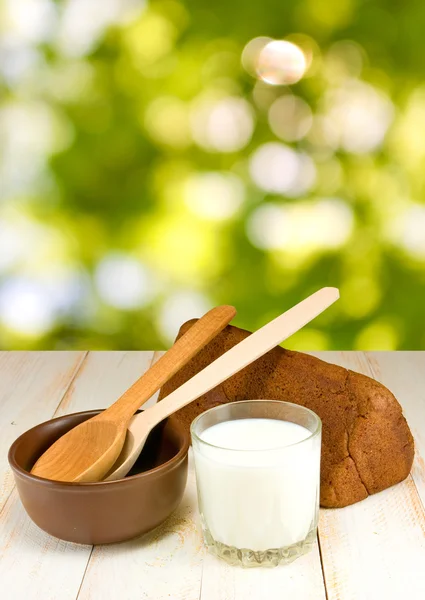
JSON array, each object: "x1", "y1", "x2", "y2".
[{"x1": 0, "y1": 351, "x2": 424, "y2": 600}]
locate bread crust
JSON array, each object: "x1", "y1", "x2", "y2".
[{"x1": 158, "y1": 321, "x2": 414, "y2": 508}]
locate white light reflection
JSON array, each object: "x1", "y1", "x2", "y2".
[
  {"x1": 268, "y1": 95, "x2": 313, "y2": 142},
  {"x1": 0, "y1": 101, "x2": 73, "y2": 198},
  {"x1": 95, "y1": 253, "x2": 155, "y2": 309},
  {"x1": 42, "y1": 267, "x2": 91, "y2": 316},
  {"x1": 158, "y1": 291, "x2": 212, "y2": 344},
  {"x1": 0, "y1": 40, "x2": 41, "y2": 85},
  {"x1": 247, "y1": 198, "x2": 353, "y2": 252},
  {"x1": 4, "y1": 0, "x2": 57, "y2": 44},
  {"x1": 246, "y1": 204, "x2": 284, "y2": 250},
  {"x1": 57, "y1": 0, "x2": 145, "y2": 57},
  {"x1": 0, "y1": 278, "x2": 56, "y2": 335},
  {"x1": 0, "y1": 212, "x2": 72, "y2": 274},
  {"x1": 257, "y1": 40, "x2": 306, "y2": 86},
  {"x1": 0, "y1": 268, "x2": 89, "y2": 335},
  {"x1": 249, "y1": 142, "x2": 316, "y2": 196},
  {"x1": 399, "y1": 205, "x2": 425, "y2": 258},
  {"x1": 325, "y1": 79, "x2": 394, "y2": 154},
  {"x1": 191, "y1": 95, "x2": 254, "y2": 153},
  {"x1": 0, "y1": 221, "x2": 28, "y2": 272},
  {"x1": 184, "y1": 172, "x2": 244, "y2": 221}
]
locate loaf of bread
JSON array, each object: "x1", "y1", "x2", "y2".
[{"x1": 158, "y1": 320, "x2": 414, "y2": 508}]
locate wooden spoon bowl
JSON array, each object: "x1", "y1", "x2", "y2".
[{"x1": 31, "y1": 416, "x2": 130, "y2": 483}]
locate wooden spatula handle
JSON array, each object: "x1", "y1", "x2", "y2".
[
  {"x1": 144, "y1": 288, "x2": 339, "y2": 427},
  {"x1": 107, "y1": 305, "x2": 236, "y2": 422}
]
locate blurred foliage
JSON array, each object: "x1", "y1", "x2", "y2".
[{"x1": 0, "y1": 0, "x2": 425, "y2": 350}]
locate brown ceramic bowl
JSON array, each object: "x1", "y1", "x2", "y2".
[{"x1": 8, "y1": 409, "x2": 189, "y2": 545}]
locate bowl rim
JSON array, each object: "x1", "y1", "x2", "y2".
[{"x1": 8, "y1": 409, "x2": 190, "y2": 488}]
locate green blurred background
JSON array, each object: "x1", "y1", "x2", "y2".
[{"x1": 1, "y1": 0, "x2": 425, "y2": 351}]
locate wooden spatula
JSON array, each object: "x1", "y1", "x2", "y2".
[
  {"x1": 31, "y1": 305, "x2": 236, "y2": 482},
  {"x1": 104, "y1": 287, "x2": 339, "y2": 481}
]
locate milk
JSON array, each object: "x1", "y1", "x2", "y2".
[{"x1": 193, "y1": 418, "x2": 320, "y2": 551}]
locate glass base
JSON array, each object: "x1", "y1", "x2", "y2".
[{"x1": 203, "y1": 527, "x2": 317, "y2": 568}]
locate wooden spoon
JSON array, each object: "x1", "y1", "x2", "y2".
[
  {"x1": 31, "y1": 305, "x2": 236, "y2": 482},
  {"x1": 104, "y1": 287, "x2": 339, "y2": 481}
]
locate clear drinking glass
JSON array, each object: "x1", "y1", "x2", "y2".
[{"x1": 190, "y1": 400, "x2": 321, "y2": 567}]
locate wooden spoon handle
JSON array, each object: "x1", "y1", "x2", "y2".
[
  {"x1": 106, "y1": 305, "x2": 236, "y2": 422},
  {"x1": 144, "y1": 288, "x2": 339, "y2": 427}
]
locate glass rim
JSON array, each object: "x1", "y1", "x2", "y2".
[{"x1": 190, "y1": 399, "x2": 322, "y2": 453}]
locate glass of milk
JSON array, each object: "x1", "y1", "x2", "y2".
[{"x1": 191, "y1": 400, "x2": 321, "y2": 567}]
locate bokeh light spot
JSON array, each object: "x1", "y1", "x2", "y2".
[
  {"x1": 325, "y1": 40, "x2": 364, "y2": 81},
  {"x1": 241, "y1": 36, "x2": 272, "y2": 77},
  {"x1": 4, "y1": 0, "x2": 57, "y2": 44},
  {"x1": 191, "y1": 95, "x2": 254, "y2": 152},
  {"x1": 247, "y1": 198, "x2": 353, "y2": 253},
  {"x1": 355, "y1": 321, "x2": 399, "y2": 350},
  {"x1": 340, "y1": 277, "x2": 381, "y2": 318},
  {"x1": 0, "y1": 221, "x2": 29, "y2": 272},
  {"x1": 390, "y1": 87, "x2": 425, "y2": 171},
  {"x1": 184, "y1": 172, "x2": 245, "y2": 221},
  {"x1": 0, "y1": 209, "x2": 74, "y2": 272},
  {"x1": 44, "y1": 60, "x2": 95, "y2": 103},
  {"x1": 158, "y1": 291, "x2": 212, "y2": 344},
  {"x1": 0, "y1": 101, "x2": 74, "y2": 198},
  {"x1": 285, "y1": 328, "x2": 330, "y2": 351},
  {"x1": 125, "y1": 7, "x2": 176, "y2": 68},
  {"x1": 268, "y1": 94, "x2": 313, "y2": 142},
  {"x1": 249, "y1": 142, "x2": 316, "y2": 196},
  {"x1": 256, "y1": 40, "x2": 306, "y2": 86},
  {"x1": 315, "y1": 158, "x2": 343, "y2": 195},
  {"x1": 144, "y1": 96, "x2": 191, "y2": 149},
  {"x1": 58, "y1": 0, "x2": 145, "y2": 58},
  {"x1": 389, "y1": 204, "x2": 425, "y2": 259},
  {"x1": 252, "y1": 80, "x2": 280, "y2": 111},
  {"x1": 95, "y1": 253, "x2": 155, "y2": 310},
  {"x1": 0, "y1": 277, "x2": 56, "y2": 336},
  {"x1": 284, "y1": 33, "x2": 319, "y2": 75},
  {"x1": 325, "y1": 79, "x2": 394, "y2": 154},
  {"x1": 142, "y1": 214, "x2": 223, "y2": 284}
]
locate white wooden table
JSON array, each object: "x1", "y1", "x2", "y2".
[{"x1": 1, "y1": 351, "x2": 424, "y2": 600}]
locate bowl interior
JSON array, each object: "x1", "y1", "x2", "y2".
[{"x1": 11, "y1": 410, "x2": 186, "y2": 482}]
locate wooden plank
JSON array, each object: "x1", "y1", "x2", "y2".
[
  {"x1": 0, "y1": 488, "x2": 92, "y2": 600},
  {"x1": 0, "y1": 351, "x2": 86, "y2": 514},
  {"x1": 309, "y1": 351, "x2": 425, "y2": 600},
  {"x1": 53, "y1": 351, "x2": 156, "y2": 416},
  {"x1": 200, "y1": 541, "x2": 326, "y2": 600},
  {"x1": 77, "y1": 451, "x2": 204, "y2": 600},
  {"x1": 0, "y1": 351, "x2": 154, "y2": 600},
  {"x1": 364, "y1": 352, "x2": 425, "y2": 510},
  {"x1": 318, "y1": 478, "x2": 425, "y2": 600}
]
